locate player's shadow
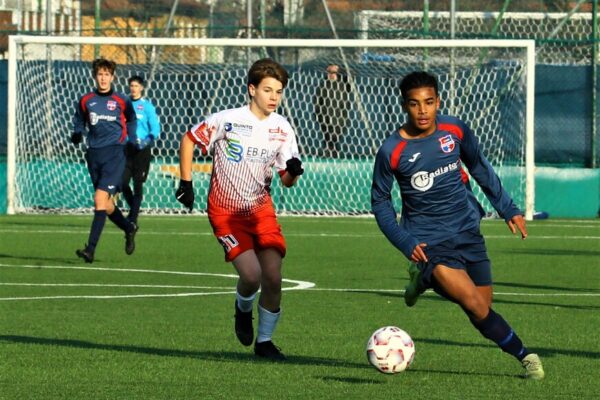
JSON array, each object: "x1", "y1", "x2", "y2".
[
  {"x1": 318, "y1": 376, "x2": 385, "y2": 384},
  {"x1": 357, "y1": 290, "x2": 600, "y2": 310},
  {"x1": 478, "y1": 296, "x2": 599, "y2": 310},
  {"x1": 0, "y1": 335, "x2": 367, "y2": 369},
  {"x1": 0, "y1": 220, "x2": 85, "y2": 229},
  {"x1": 415, "y1": 337, "x2": 600, "y2": 360},
  {"x1": 0, "y1": 253, "x2": 79, "y2": 265},
  {"x1": 504, "y1": 248, "x2": 600, "y2": 257},
  {"x1": 495, "y1": 281, "x2": 599, "y2": 293}
]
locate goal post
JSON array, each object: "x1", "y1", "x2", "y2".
[{"x1": 6, "y1": 36, "x2": 535, "y2": 219}]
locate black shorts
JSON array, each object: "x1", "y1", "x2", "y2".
[
  {"x1": 123, "y1": 145, "x2": 152, "y2": 183},
  {"x1": 418, "y1": 229, "x2": 492, "y2": 288},
  {"x1": 85, "y1": 145, "x2": 126, "y2": 195}
]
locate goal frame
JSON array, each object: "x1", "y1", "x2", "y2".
[{"x1": 6, "y1": 35, "x2": 536, "y2": 219}]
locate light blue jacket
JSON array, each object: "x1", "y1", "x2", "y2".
[{"x1": 130, "y1": 97, "x2": 160, "y2": 149}]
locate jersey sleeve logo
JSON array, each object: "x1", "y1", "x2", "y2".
[
  {"x1": 439, "y1": 134, "x2": 455, "y2": 153},
  {"x1": 190, "y1": 121, "x2": 212, "y2": 146}
]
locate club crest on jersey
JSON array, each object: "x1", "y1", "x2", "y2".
[
  {"x1": 107, "y1": 100, "x2": 117, "y2": 111},
  {"x1": 439, "y1": 135, "x2": 455, "y2": 153}
]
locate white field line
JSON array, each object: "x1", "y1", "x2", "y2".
[
  {"x1": 0, "y1": 263, "x2": 314, "y2": 301},
  {"x1": 0, "y1": 263, "x2": 597, "y2": 301},
  {"x1": 0, "y1": 228, "x2": 598, "y2": 240}
]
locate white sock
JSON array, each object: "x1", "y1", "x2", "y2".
[
  {"x1": 256, "y1": 304, "x2": 281, "y2": 343},
  {"x1": 236, "y1": 291, "x2": 256, "y2": 313}
]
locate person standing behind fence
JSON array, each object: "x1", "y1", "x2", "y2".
[
  {"x1": 313, "y1": 63, "x2": 352, "y2": 158},
  {"x1": 122, "y1": 75, "x2": 161, "y2": 226}
]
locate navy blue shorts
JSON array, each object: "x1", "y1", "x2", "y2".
[
  {"x1": 418, "y1": 229, "x2": 492, "y2": 287},
  {"x1": 85, "y1": 145, "x2": 126, "y2": 195}
]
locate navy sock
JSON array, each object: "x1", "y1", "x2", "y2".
[
  {"x1": 122, "y1": 185, "x2": 134, "y2": 208},
  {"x1": 108, "y1": 206, "x2": 133, "y2": 232},
  {"x1": 87, "y1": 210, "x2": 107, "y2": 252},
  {"x1": 129, "y1": 194, "x2": 142, "y2": 224},
  {"x1": 470, "y1": 308, "x2": 529, "y2": 361}
]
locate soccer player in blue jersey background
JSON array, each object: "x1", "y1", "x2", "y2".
[
  {"x1": 122, "y1": 75, "x2": 161, "y2": 225},
  {"x1": 371, "y1": 71, "x2": 544, "y2": 379},
  {"x1": 71, "y1": 58, "x2": 138, "y2": 263}
]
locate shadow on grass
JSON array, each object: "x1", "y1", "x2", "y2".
[
  {"x1": 0, "y1": 254, "x2": 79, "y2": 265},
  {"x1": 416, "y1": 336, "x2": 599, "y2": 360},
  {"x1": 490, "y1": 296, "x2": 600, "y2": 310},
  {"x1": 495, "y1": 281, "x2": 600, "y2": 293},
  {"x1": 0, "y1": 335, "x2": 368, "y2": 369},
  {"x1": 503, "y1": 248, "x2": 600, "y2": 257},
  {"x1": 0, "y1": 219, "x2": 85, "y2": 229},
  {"x1": 318, "y1": 376, "x2": 385, "y2": 384},
  {"x1": 0, "y1": 335, "x2": 540, "y2": 380},
  {"x1": 348, "y1": 289, "x2": 599, "y2": 310},
  {"x1": 320, "y1": 365, "x2": 521, "y2": 381}
]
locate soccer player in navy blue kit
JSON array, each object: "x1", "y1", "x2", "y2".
[
  {"x1": 371, "y1": 71, "x2": 544, "y2": 379},
  {"x1": 122, "y1": 75, "x2": 161, "y2": 225},
  {"x1": 72, "y1": 58, "x2": 138, "y2": 263}
]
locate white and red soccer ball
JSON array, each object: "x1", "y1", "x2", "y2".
[{"x1": 366, "y1": 326, "x2": 415, "y2": 374}]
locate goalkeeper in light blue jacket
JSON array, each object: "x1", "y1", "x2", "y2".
[{"x1": 122, "y1": 75, "x2": 161, "y2": 225}]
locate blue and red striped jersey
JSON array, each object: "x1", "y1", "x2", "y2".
[
  {"x1": 72, "y1": 88, "x2": 137, "y2": 149},
  {"x1": 371, "y1": 114, "x2": 521, "y2": 259}
]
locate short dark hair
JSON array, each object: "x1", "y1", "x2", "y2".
[
  {"x1": 400, "y1": 71, "x2": 439, "y2": 101},
  {"x1": 247, "y1": 58, "x2": 289, "y2": 91},
  {"x1": 128, "y1": 75, "x2": 145, "y2": 86},
  {"x1": 92, "y1": 58, "x2": 116, "y2": 76}
]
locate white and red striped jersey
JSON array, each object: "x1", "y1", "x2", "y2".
[{"x1": 186, "y1": 105, "x2": 300, "y2": 216}]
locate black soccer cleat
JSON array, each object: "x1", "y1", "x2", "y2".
[
  {"x1": 254, "y1": 340, "x2": 286, "y2": 361},
  {"x1": 76, "y1": 246, "x2": 94, "y2": 263},
  {"x1": 234, "y1": 300, "x2": 254, "y2": 346},
  {"x1": 125, "y1": 222, "x2": 138, "y2": 255}
]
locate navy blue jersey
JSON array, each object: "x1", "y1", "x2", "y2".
[
  {"x1": 73, "y1": 89, "x2": 137, "y2": 149},
  {"x1": 371, "y1": 114, "x2": 521, "y2": 259}
]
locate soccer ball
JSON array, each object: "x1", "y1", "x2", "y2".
[{"x1": 366, "y1": 326, "x2": 415, "y2": 374}]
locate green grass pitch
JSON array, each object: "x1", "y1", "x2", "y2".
[{"x1": 0, "y1": 215, "x2": 599, "y2": 399}]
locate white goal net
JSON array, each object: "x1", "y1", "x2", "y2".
[{"x1": 7, "y1": 36, "x2": 535, "y2": 218}]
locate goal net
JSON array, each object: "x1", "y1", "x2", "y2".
[
  {"x1": 356, "y1": 10, "x2": 589, "y2": 65},
  {"x1": 7, "y1": 36, "x2": 535, "y2": 218}
]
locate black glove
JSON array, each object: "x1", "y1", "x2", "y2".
[
  {"x1": 285, "y1": 157, "x2": 304, "y2": 177},
  {"x1": 71, "y1": 132, "x2": 83, "y2": 145},
  {"x1": 175, "y1": 179, "x2": 194, "y2": 211}
]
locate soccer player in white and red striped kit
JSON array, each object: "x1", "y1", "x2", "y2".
[{"x1": 176, "y1": 59, "x2": 303, "y2": 361}]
